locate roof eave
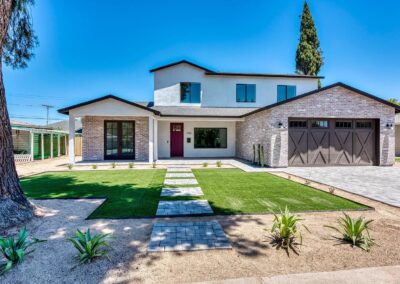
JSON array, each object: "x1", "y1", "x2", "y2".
[{"x1": 205, "y1": 72, "x2": 324, "y2": 79}]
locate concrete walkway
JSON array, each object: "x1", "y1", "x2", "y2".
[
  {"x1": 284, "y1": 166, "x2": 400, "y2": 207},
  {"x1": 194, "y1": 265, "x2": 400, "y2": 284}
]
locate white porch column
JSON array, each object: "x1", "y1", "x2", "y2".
[
  {"x1": 30, "y1": 131, "x2": 34, "y2": 161},
  {"x1": 154, "y1": 118, "x2": 158, "y2": 161},
  {"x1": 57, "y1": 134, "x2": 61, "y2": 157},
  {"x1": 69, "y1": 115, "x2": 75, "y2": 164},
  {"x1": 148, "y1": 116, "x2": 154, "y2": 163},
  {"x1": 41, "y1": 133, "x2": 44, "y2": 160},
  {"x1": 50, "y1": 134, "x2": 54, "y2": 159}
]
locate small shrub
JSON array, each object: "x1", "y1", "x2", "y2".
[
  {"x1": 270, "y1": 207, "x2": 309, "y2": 253},
  {"x1": 216, "y1": 161, "x2": 222, "y2": 167},
  {"x1": 68, "y1": 229, "x2": 111, "y2": 264},
  {"x1": 92, "y1": 164, "x2": 97, "y2": 170},
  {"x1": 328, "y1": 186, "x2": 336, "y2": 194},
  {"x1": 67, "y1": 164, "x2": 73, "y2": 170},
  {"x1": 0, "y1": 227, "x2": 46, "y2": 275},
  {"x1": 152, "y1": 162, "x2": 157, "y2": 168},
  {"x1": 202, "y1": 162, "x2": 208, "y2": 167},
  {"x1": 111, "y1": 162, "x2": 116, "y2": 169},
  {"x1": 128, "y1": 162, "x2": 134, "y2": 169},
  {"x1": 324, "y1": 213, "x2": 374, "y2": 251}
]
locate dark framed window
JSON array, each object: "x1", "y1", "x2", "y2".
[
  {"x1": 194, "y1": 128, "x2": 227, "y2": 148},
  {"x1": 356, "y1": 121, "x2": 372, "y2": 129},
  {"x1": 180, "y1": 82, "x2": 201, "y2": 103},
  {"x1": 277, "y1": 85, "x2": 296, "y2": 102},
  {"x1": 311, "y1": 120, "x2": 328, "y2": 128},
  {"x1": 335, "y1": 121, "x2": 352, "y2": 128},
  {"x1": 289, "y1": 120, "x2": 307, "y2": 128},
  {"x1": 236, "y1": 84, "x2": 256, "y2": 102}
]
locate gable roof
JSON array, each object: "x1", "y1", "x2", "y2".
[
  {"x1": 149, "y1": 60, "x2": 215, "y2": 73},
  {"x1": 241, "y1": 82, "x2": 400, "y2": 117},
  {"x1": 58, "y1": 95, "x2": 160, "y2": 115}
]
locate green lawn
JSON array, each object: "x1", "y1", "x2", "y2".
[
  {"x1": 396, "y1": 157, "x2": 400, "y2": 163},
  {"x1": 21, "y1": 169, "x2": 368, "y2": 219}
]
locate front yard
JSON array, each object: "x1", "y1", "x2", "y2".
[{"x1": 21, "y1": 169, "x2": 368, "y2": 218}]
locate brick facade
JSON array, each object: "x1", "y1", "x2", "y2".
[
  {"x1": 236, "y1": 86, "x2": 396, "y2": 167},
  {"x1": 82, "y1": 116, "x2": 149, "y2": 161}
]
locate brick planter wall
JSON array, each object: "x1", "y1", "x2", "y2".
[
  {"x1": 236, "y1": 86, "x2": 396, "y2": 167},
  {"x1": 82, "y1": 116, "x2": 149, "y2": 161}
]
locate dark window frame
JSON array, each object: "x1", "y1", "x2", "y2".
[
  {"x1": 289, "y1": 120, "x2": 307, "y2": 128},
  {"x1": 180, "y1": 82, "x2": 201, "y2": 103},
  {"x1": 356, "y1": 121, "x2": 373, "y2": 129},
  {"x1": 104, "y1": 120, "x2": 135, "y2": 160},
  {"x1": 236, "y1": 84, "x2": 256, "y2": 103},
  {"x1": 194, "y1": 128, "x2": 228, "y2": 149},
  {"x1": 310, "y1": 120, "x2": 329, "y2": 128},
  {"x1": 277, "y1": 85, "x2": 297, "y2": 102},
  {"x1": 335, "y1": 121, "x2": 353, "y2": 129}
]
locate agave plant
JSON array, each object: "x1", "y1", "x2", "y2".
[
  {"x1": 68, "y1": 229, "x2": 111, "y2": 264},
  {"x1": 270, "y1": 207, "x2": 309, "y2": 252},
  {"x1": 325, "y1": 213, "x2": 374, "y2": 251},
  {"x1": 0, "y1": 227, "x2": 46, "y2": 275}
]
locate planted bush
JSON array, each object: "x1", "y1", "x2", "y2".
[
  {"x1": 68, "y1": 164, "x2": 73, "y2": 170},
  {"x1": 216, "y1": 161, "x2": 222, "y2": 167},
  {"x1": 325, "y1": 213, "x2": 374, "y2": 251},
  {"x1": 270, "y1": 207, "x2": 309, "y2": 253},
  {"x1": 128, "y1": 162, "x2": 134, "y2": 169},
  {"x1": 68, "y1": 229, "x2": 111, "y2": 264},
  {"x1": 111, "y1": 162, "x2": 116, "y2": 169},
  {"x1": 0, "y1": 227, "x2": 46, "y2": 275},
  {"x1": 152, "y1": 162, "x2": 157, "y2": 168},
  {"x1": 92, "y1": 164, "x2": 97, "y2": 169},
  {"x1": 202, "y1": 162, "x2": 208, "y2": 167}
]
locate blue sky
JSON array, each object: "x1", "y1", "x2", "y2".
[{"x1": 4, "y1": 0, "x2": 400, "y2": 125}]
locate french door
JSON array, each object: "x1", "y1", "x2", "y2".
[{"x1": 104, "y1": 121, "x2": 135, "y2": 160}]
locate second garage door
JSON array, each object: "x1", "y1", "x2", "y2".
[{"x1": 288, "y1": 119, "x2": 377, "y2": 166}]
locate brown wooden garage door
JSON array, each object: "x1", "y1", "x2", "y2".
[{"x1": 288, "y1": 119, "x2": 377, "y2": 166}]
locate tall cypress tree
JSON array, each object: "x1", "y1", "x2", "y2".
[{"x1": 296, "y1": 1, "x2": 323, "y2": 78}]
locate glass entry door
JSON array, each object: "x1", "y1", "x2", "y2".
[{"x1": 104, "y1": 121, "x2": 135, "y2": 160}]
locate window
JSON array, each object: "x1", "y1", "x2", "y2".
[
  {"x1": 356, "y1": 121, "x2": 372, "y2": 128},
  {"x1": 180, "y1": 82, "x2": 201, "y2": 103},
  {"x1": 194, "y1": 128, "x2": 227, "y2": 148},
  {"x1": 311, "y1": 120, "x2": 328, "y2": 128},
  {"x1": 289, "y1": 120, "x2": 307, "y2": 128},
  {"x1": 335, "y1": 121, "x2": 352, "y2": 128},
  {"x1": 277, "y1": 85, "x2": 296, "y2": 102},
  {"x1": 236, "y1": 84, "x2": 256, "y2": 102}
]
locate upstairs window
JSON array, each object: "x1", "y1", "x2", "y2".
[
  {"x1": 277, "y1": 85, "x2": 296, "y2": 102},
  {"x1": 180, "y1": 82, "x2": 201, "y2": 103},
  {"x1": 236, "y1": 84, "x2": 256, "y2": 102}
]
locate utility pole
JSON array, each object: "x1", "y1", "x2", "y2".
[{"x1": 42, "y1": 104, "x2": 54, "y2": 126}]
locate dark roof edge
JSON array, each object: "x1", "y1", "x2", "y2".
[
  {"x1": 58, "y1": 95, "x2": 161, "y2": 115},
  {"x1": 241, "y1": 82, "x2": 400, "y2": 117},
  {"x1": 149, "y1": 60, "x2": 215, "y2": 73},
  {"x1": 205, "y1": 72, "x2": 324, "y2": 79}
]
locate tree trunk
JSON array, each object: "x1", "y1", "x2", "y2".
[{"x1": 0, "y1": 0, "x2": 33, "y2": 230}]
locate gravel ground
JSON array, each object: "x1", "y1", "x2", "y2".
[{"x1": 2, "y1": 187, "x2": 400, "y2": 283}]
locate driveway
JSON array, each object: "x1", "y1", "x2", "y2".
[{"x1": 284, "y1": 166, "x2": 400, "y2": 207}]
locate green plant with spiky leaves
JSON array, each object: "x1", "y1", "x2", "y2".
[
  {"x1": 270, "y1": 206, "x2": 309, "y2": 254},
  {"x1": 68, "y1": 229, "x2": 111, "y2": 264},
  {"x1": 325, "y1": 213, "x2": 374, "y2": 251},
  {"x1": 0, "y1": 227, "x2": 46, "y2": 275}
]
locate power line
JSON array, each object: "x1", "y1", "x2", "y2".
[
  {"x1": 42, "y1": 104, "x2": 55, "y2": 126},
  {"x1": 10, "y1": 115, "x2": 64, "y2": 121}
]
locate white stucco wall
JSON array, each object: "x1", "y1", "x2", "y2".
[
  {"x1": 157, "y1": 120, "x2": 236, "y2": 158},
  {"x1": 153, "y1": 63, "x2": 319, "y2": 107}
]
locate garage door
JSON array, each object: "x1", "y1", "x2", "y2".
[{"x1": 288, "y1": 119, "x2": 377, "y2": 166}]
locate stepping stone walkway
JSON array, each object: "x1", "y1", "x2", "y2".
[
  {"x1": 165, "y1": 172, "x2": 195, "y2": 178},
  {"x1": 149, "y1": 166, "x2": 231, "y2": 252},
  {"x1": 156, "y1": 200, "x2": 213, "y2": 216},
  {"x1": 161, "y1": 187, "x2": 203, "y2": 197},
  {"x1": 148, "y1": 221, "x2": 231, "y2": 252}
]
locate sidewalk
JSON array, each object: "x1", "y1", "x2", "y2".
[
  {"x1": 16, "y1": 156, "x2": 77, "y2": 177},
  {"x1": 194, "y1": 265, "x2": 400, "y2": 284}
]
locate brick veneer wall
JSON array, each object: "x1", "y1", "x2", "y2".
[
  {"x1": 236, "y1": 86, "x2": 396, "y2": 167},
  {"x1": 82, "y1": 116, "x2": 149, "y2": 161}
]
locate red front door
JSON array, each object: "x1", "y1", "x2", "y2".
[{"x1": 170, "y1": 123, "x2": 184, "y2": 157}]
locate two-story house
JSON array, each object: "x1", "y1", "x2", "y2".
[{"x1": 59, "y1": 60, "x2": 400, "y2": 167}]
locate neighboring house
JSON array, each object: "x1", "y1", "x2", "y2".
[
  {"x1": 11, "y1": 120, "x2": 69, "y2": 163},
  {"x1": 58, "y1": 60, "x2": 400, "y2": 167},
  {"x1": 396, "y1": 113, "x2": 400, "y2": 156}
]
